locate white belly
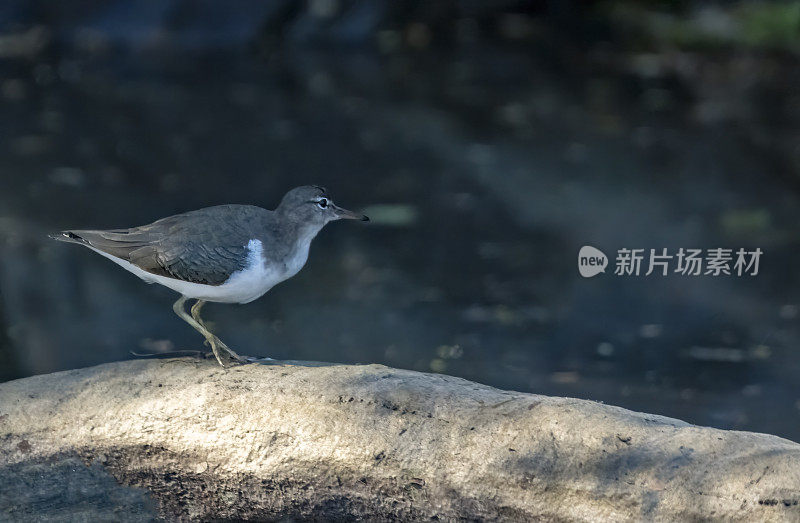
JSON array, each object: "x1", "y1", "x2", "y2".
[{"x1": 86, "y1": 238, "x2": 308, "y2": 304}]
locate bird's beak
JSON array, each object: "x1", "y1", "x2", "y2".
[{"x1": 332, "y1": 203, "x2": 369, "y2": 221}]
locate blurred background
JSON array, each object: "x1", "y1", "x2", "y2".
[{"x1": 1, "y1": 1, "x2": 799, "y2": 440}]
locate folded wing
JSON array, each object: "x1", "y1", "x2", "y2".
[{"x1": 52, "y1": 205, "x2": 266, "y2": 286}]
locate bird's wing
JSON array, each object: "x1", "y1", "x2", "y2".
[{"x1": 54, "y1": 205, "x2": 267, "y2": 285}]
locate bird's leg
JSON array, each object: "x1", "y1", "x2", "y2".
[
  {"x1": 188, "y1": 298, "x2": 245, "y2": 364},
  {"x1": 173, "y1": 296, "x2": 224, "y2": 366},
  {"x1": 190, "y1": 299, "x2": 208, "y2": 327},
  {"x1": 172, "y1": 296, "x2": 232, "y2": 367},
  {"x1": 190, "y1": 299, "x2": 214, "y2": 349}
]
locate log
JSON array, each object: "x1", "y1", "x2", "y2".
[{"x1": 1, "y1": 358, "x2": 799, "y2": 521}]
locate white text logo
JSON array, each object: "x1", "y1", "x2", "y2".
[{"x1": 578, "y1": 246, "x2": 608, "y2": 278}]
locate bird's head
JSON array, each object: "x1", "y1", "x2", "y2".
[{"x1": 276, "y1": 185, "x2": 368, "y2": 232}]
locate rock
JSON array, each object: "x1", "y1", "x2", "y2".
[{"x1": 1, "y1": 358, "x2": 799, "y2": 521}]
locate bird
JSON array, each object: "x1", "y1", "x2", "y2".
[{"x1": 51, "y1": 185, "x2": 369, "y2": 367}]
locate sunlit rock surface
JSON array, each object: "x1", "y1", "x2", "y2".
[{"x1": 1, "y1": 358, "x2": 799, "y2": 521}]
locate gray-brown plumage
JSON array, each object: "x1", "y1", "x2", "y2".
[
  {"x1": 51, "y1": 186, "x2": 368, "y2": 366},
  {"x1": 59, "y1": 205, "x2": 266, "y2": 285}
]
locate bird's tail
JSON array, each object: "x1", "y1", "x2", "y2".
[{"x1": 48, "y1": 230, "x2": 87, "y2": 244}]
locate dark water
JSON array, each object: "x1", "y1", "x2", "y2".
[{"x1": 1, "y1": 16, "x2": 799, "y2": 442}]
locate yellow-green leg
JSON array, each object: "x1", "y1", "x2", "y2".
[
  {"x1": 190, "y1": 299, "x2": 245, "y2": 363},
  {"x1": 173, "y1": 296, "x2": 243, "y2": 366}
]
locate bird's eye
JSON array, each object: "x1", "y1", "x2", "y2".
[{"x1": 316, "y1": 198, "x2": 328, "y2": 209}]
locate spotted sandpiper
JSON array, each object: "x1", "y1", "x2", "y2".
[{"x1": 51, "y1": 185, "x2": 368, "y2": 366}]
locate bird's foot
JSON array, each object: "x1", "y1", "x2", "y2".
[
  {"x1": 204, "y1": 336, "x2": 247, "y2": 367},
  {"x1": 216, "y1": 338, "x2": 246, "y2": 362}
]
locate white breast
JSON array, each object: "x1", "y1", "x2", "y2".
[{"x1": 86, "y1": 238, "x2": 308, "y2": 304}]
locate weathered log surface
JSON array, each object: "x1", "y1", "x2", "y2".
[{"x1": 1, "y1": 358, "x2": 799, "y2": 521}]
